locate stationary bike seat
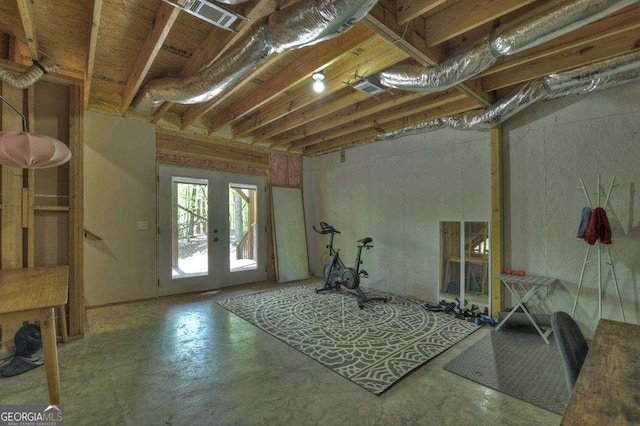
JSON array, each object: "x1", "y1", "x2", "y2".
[{"x1": 358, "y1": 237, "x2": 373, "y2": 245}]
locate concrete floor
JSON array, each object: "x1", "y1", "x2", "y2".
[{"x1": 0, "y1": 281, "x2": 561, "y2": 425}]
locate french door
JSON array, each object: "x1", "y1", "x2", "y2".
[{"x1": 158, "y1": 165, "x2": 266, "y2": 296}]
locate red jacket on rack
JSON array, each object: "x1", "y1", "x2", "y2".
[{"x1": 583, "y1": 207, "x2": 612, "y2": 245}]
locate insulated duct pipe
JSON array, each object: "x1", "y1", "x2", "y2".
[
  {"x1": 0, "y1": 58, "x2": 58, "y2": 89},
  {"x1": 379, "y1": 0, "x2": 639, "y2": 92},
  {"x1": 132, "y1": 0, "x2": 378, "y2": 114},
  {"x1": 377, "y1": 50, "x2": 640, "y2": 139}
]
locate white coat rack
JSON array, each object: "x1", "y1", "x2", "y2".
[{"x1": 572, "y1": 174, "x2": 625, "y2": 321}]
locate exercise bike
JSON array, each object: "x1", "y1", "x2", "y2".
[{"x1": 313, "y1": 222, "x2": 388, "y2": 309}]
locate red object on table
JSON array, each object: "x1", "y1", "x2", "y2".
[{"x1": 505, "y1": 268, "x2": 526, "y2": 276}]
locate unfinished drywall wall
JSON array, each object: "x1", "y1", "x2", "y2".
[
  {"x1": 84, "y1": 111, "x2": 157, "y2": 306},
  {"x1": 304, "y1": 129, "x2": 491, "y2": 302},
  {"x1": 503, "y1": 80, "x2": 640, "y2": 335}
]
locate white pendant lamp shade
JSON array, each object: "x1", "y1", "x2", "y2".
[
  {"x1": 0, "y1": 93, "x2": 72, "y2": 169},
  {"x1": 0, "y1": 131, "x2": 72, "y2": 168}
]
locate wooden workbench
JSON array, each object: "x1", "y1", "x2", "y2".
[
  {"x1": 562, "y1": 318, "x2": 640, "y2": 425},
  {"x1": 0, "y1": 266, "x2": 69, "y2": 405}
]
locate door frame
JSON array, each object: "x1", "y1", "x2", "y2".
[{"x1": 157, "y1": 164, "x2": 267, "y2": 296}]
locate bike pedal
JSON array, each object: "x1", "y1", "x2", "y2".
[{"x1": 360, "y1": 270, "x2": 370, "y2": 278}]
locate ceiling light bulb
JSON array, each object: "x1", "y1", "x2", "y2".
[{"x1": 312, "y1": 71, "x2": 325, "y2": 93}]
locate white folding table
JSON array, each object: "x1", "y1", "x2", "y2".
[{"x1": 494, "y1": 274, "x2": 557, "y2": 344}]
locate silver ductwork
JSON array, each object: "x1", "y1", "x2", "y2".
[
  {"x1": 0, "y1": 58, "x2": 58, "y2": 89},
  {"x1": 132, "y1": 0, "x2": 377, "y2": 114},
  {"x1": 377, "y1": 50, "x2": 640, "y2": 139},
  {"x1": 379, "y1": 0, "x2": 639, "y2": 92}
]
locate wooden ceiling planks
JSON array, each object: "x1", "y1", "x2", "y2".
[{"x1": 1, "y1": 0, "x2": 639, "y2": 155}]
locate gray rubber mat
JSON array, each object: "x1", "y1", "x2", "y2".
[{"x1": 444, "y1": 328, "x2": 569, "y2": 414}]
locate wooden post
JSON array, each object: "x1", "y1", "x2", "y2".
[
  {"x1": 26, "y1": 87, "x2": 36, "y2": 268},
  {"x1": 490, "y1": 124, "x2": 504, "y2": 316},
  {"x1": 1, "y1": 84, "x2": 24, "y2": 269},
  {"x1": 68, "y1": 84, "x2": 84, "y2": 337}
]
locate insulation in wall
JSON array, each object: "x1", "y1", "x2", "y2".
[{"x1": 270, "y1": 153, "x2": 302, "y2": 187}]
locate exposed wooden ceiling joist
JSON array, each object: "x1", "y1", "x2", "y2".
[
  {"x1": 288, "y1": 90, "x2": 468, "y2": 151},
  {"x1": 120, "y1": 2, "x2": 179, "y2": 116},
  {"x1": 303, "y1": 97, "x2": 479, "y2": 156},
  {"x1": 229, "y1": 34, "x2": 409, "y2": 138},
  {"x1": 15, "y1": 0, "x2": 38, "y2": 60},
  {"x1": 205, "y1": 23, "x2": 376, "y2": 134},
  {"x1": 85, "y1": 0, "x2": 103, "y2": 107},
  {"x1": 477, "y1": 5, "x2": 640, "y2": 78},
  {"x1": 424, "y1": 0, "x2": 537, "y2": 47},
  {"x1": 153, "y1": 0, "x2": 279, "y2": 123},
  {"x1": 363, "y1": 1, "x2": 492, "y2": 107},
  {"x1": 482, "y1": 29, "x2": 640, "y2": 92},
  {"x1": 396, "y1": 0, "x2": 450, "y2": 25},
  {"x1": 2, "y1": 0, "x2": 638, "y2": 156}
]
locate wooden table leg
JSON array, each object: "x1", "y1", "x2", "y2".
[
  {"x1": 57, "y1": 305, "x2": 68, "y2": 343},
  {"x1": 39, "y1": 307, "x2": 61, "y2": 405}
]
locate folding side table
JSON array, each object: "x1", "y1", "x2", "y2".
[{"x1": 494, "y1": 274, "x2": 557, "y2": 344}]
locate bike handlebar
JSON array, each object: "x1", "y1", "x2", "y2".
[{"x1": 313, "y1": 221, "x2": 340, "y2": 235}]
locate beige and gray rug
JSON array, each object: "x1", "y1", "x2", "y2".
[{"x1": 217, "y1": 283, "x2": 478, "y2": 394}]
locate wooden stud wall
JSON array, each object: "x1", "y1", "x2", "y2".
[
  {"x1": 68, "y1": 84, "x2": 84, "y2": 337},
  {"x1": 490, "y1": 125, "x2": 504, "y2": 315},
  {"x1": 0, "y1": 83, "x2": 35, "y2": 355},
  {"x1": 1, "y1": 84, "x2": 24, "y2": 269},
  {"x1": 0, "y1": 81, "x2": 84, "y2": 350}
]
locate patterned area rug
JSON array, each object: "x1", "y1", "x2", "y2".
[
  {"x1": 443, "y1": 328, "x2": 569, "y2": 414},
  {"x1": 217, "y1": 283, "x2": 478, "y2": 395}
]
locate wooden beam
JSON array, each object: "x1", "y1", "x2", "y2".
[
  {"x1": 490, "y1": 125, "x2": 504, "y2": 316},
  {"x1": 156, "y1": 131, "x2": 270, "y2": 168},
  {"x1": 26, "y1": 87, "x2": 35, "y2": 268},
  {"x1": 85, "y1": 0, "x2": 104, "y2": 107},
  {"x1": 179, "y1": 53, "x2": 283, "y2": 130},
  {"x1": 154, "y1": 0, "x2": 278, "y2": 123},
  {"x1": 363, "y1": 2, "x2": 492, "y2": 106},
  {"x1": 227, "y1": 35, "x2": 408, "y2": 137},
  {"x1": 1, "y1": 84, "x2": 24, "y2": 269},
  {"x1": 290, "y1": 91, "x2": 470, "y2": 151},
  {"x1": 206, "y1": 24, "x2": 376, "y2": 134},
  {"x1": 477, "y1": 5, "x2": 640, "y2": 78},
  {"x1": 425, "y1": 0, "x2": 536, "y2": 47},
  {"x1": 482, "y1": 30, "x2": 640, "y2": 91},
  {"x1": 269, "y1": 90, "x2": 432, "y2": 148},
  {"x1": 15, "y1": 0, "x2": 39, "y2": 60},
  {"x1": 68, "y1": 84, "x2": 85, "y2": 337},
  {"x1": 120, "y1": 2, "x2": 180, "y2": 116},
  {"x1": 244, "y1": 88, "x2": 368, "y2": 142},
  {"x1": 303, "y1": 97, "x2": 478, "y2": 155},
  {"x1": 182, "y1": 0, "x2": 278, "y2": 77},
  {"x1": 396, "y1": 0, "x2": 450, "y2": 25},
  {"x1": 0, "y1": 57, "x2": 79, "y2": 86},
  {"x1": 364, "y1": 2, "x2": 447, "y2": 66}
]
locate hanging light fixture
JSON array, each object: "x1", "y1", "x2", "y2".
[
  {"x1": 312, "y1": 71, "x2": 325, "y2": 93},
  {"x1": 0, "y1": 94, "x2": 72, "y2": 168}
]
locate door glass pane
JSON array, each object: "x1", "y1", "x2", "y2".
[
  {"x1": 229, "y1": 184, "x2": 258, "y2": 272},
  {"x1": 172, "y1": 177, "x2": 208, "y2": 278}
]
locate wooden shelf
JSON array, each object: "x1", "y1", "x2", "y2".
[{"x1": 34, "y1": 205, "x2": 70, "y2": 212}]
